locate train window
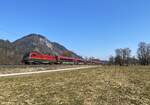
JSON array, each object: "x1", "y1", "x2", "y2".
[{"x1": 31, "y1": 54, "x2": 37, "y2": 57}]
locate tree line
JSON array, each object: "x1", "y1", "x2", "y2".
[{"x1": 109, "y1": 42, "x2": 150, "y2": 66}]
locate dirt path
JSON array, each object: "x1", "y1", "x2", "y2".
[{"x1": 0, "y1": 66, "x2": 98, "y2": 77}]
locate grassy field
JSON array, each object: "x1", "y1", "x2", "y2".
[{"x1": 0, "y1": 66, "x2": 150, "y2": 105}]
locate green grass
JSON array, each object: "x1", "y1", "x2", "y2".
[{"x1": 0, "y1": 66, "x2": 150, "y2": 105}]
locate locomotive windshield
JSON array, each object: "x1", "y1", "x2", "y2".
[{"x1": 23, "y1": 53, "x2": 30, "y2": 60}]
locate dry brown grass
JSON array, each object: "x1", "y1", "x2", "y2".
[{"x1": 0, "y1": 66, "x2": 150, "y2": 105}]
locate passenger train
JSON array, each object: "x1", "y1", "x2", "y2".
[{"x1": 22, "y1": 51, "x2": 101, "y2": 65}]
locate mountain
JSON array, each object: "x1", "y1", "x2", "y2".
[
  {"x1": 13, "y1": 34, "x2": 81, "y2": 57},
  {"x1": 0, "y1": 34, "x2": 81, "y2": 64}
]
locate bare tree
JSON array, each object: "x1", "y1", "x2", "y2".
[
  {"x1": 115, "y1": 48, "x2": 123, "y2": 66},
  {"x1": 123, "y1": 48, "x2": 131, "y2": 65},
  {"x1": 115, "y1": 48, "x2": 131, "y2": 66},
  {"x1": 137, "y1": 42, "x2": 150, "y2": 65},
  {"x1": 108, "y1": 56, "x2": 115, "y2": 65},
  {"x1": 147, "y1": 43, "x2": 150, "y2": 64}
]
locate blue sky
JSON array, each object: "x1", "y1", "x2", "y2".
[{"x1": 0, "y1": 0, "x2": 150, "y2": 59}]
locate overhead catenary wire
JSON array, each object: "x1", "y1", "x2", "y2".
[{"x1": 0, "y1": 26, "x2": 25, "y2": 41}]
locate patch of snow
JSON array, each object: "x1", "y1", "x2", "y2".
[
  {"x1": 39, "y1": 38, "x2": 53, "y2": 49},
  {"x1": 46, "y1": 40, "x2": 53, "y2": 49}
]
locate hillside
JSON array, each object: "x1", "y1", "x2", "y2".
[
  {"x1": 0, "y1": 40, "x2": 21, "y2": 64},
  {"x1": 0, "y1": 34, "x2": 81, "y2": 64}
]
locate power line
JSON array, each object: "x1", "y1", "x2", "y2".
[{"x1": 0, "y1": 26, "x2": 25, "y2": 41}]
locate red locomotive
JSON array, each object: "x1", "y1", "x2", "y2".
[
  {"x1": 22, "y1": 51, "x2": 57, "y2": 64},
  {"x1": 22, "y1": 51, "x2": 101, "y2": 65}
]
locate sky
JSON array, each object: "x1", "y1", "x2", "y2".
[{"x1": 0, "y1": 0, "x2": 150, "y2": 60}]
